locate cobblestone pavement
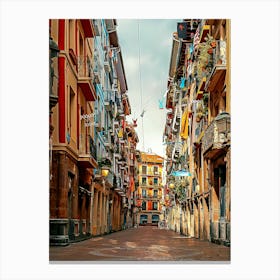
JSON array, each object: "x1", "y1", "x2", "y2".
[{"x1": 49, "y1": 226, "x2": 230, "y2": 262}]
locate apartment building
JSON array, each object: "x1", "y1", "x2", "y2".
[
  {"x1": 136, "y1": 152, "x2": 164, "y2": 226},
  {"x1": 163, "y1": 19, "x2": 230, "y2": 246},
  {"x1": 49, "y1": 19, "x2": 138, "y2": 245},
  {"x1": 49, "y1": 19, "x2": 97, "y2": 245}
]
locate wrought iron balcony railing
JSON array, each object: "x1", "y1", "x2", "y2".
[
  {"x1": 89, "y1": 135, "x2": 97, "y2": 160},
  {"x1": 202, "y1": 112, "x2": 230, "y2": 155},
  {"x1": 77, "y1": 56, "x2": 93, "y2": 78}
]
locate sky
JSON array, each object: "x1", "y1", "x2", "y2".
[{"x1": 117, "y1": 19, "x2": 180, "y2": 157}]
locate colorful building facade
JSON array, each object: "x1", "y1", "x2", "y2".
[
  {"x1": 163, "y1": 19, "x2": 231, "y2": 246},
  {"x1": 49, "y1": 19, "x2": 138, "y2": 245},
  {"x1": 136, "y1": 152, "x2": 164, "y2": 226}
]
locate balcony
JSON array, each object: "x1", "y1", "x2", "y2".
[
  {"x1": 77, "y1": 56, "x2": 97, "y2": 101},
  {"x1": 205, "y1": 40, "x2": 227, "y2": 92},
  {"x1": 93, "y1": 20, "x2": 101, "y2": 36},
  {"x1": 93, "y1": 55, "x2": 101, "y2": 84},
  {"x1": 104, "y1": 60, "x2": 110, "y2": 73},
  {"x1": 78, "y1": 135, "x2": 98, "y2": 168},
  {"x1": 148, "y1": 195, "x2": 162, "y2": 200},
  {"x1": 104, "y1": 95, "x2": 114, "y2": 112},
  {"x1": 194, "y1": 118, "x2": 206, "y2": 145},
  {"x1": 105, "y1": 172, "x2": 114, "y2": 188},
  {"x1": 202, "y1": 112, "x2": 231, "y2": 158},
  {"x1": 94, "y1": 111, "x2": 102, "y2": 132},
  {"x1": 102, "y1": 131, "x2": 111, "y2": 149},
  {"x1": 199, "y1": 24, "x2": 210, "y2": 43},
  {"x1": 195, "y1": 76, "x2": 207, "y2": 100},
  {"x1": 80, "y1": 19, "x2": 94, "y2": 38}
]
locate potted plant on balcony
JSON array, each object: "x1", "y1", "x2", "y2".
[{"x1": 196, "y1": 112, "x2": 204, "y2": 122}]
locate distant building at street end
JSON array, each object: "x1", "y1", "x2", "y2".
[{"x1": 135, "y1": 152, "x2": 164, "y2": 226}]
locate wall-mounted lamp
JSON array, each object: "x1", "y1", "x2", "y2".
[
  {"x1": 169, "y1": 183, "x2": 175, "y2": 189},
  {"x1": 101, "y1": 167, "x2": 109, "y2": 177}
]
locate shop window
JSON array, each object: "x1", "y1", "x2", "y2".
[
  {"x1": 152, "y1": 215, "x2": 159, "y2": 224},
  {"x1": 140, "y1": 214, "x2": 148, "y2": 224}
]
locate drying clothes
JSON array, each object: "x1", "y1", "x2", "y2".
[
  {"x1": 159, "y1": 98, "x2": 164, "y2": 109},
  {"x1": 180, "y1": 77, "x2": 186, "y2": 89},
  {"x1": 180, "y1": 108, "x2": 189, "y2": 139}
]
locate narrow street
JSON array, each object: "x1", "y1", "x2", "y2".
[{"x1": 49, "y1": 226, "x2": 230, "y2": 262}]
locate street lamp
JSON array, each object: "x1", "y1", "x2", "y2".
[
  {"x1": 169, "y1": 183, "x2": 175, "y2": 189},
  {"x1": 101, "y1": 167, "x2": 109, "y2": 177}
]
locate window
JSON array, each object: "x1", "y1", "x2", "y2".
[
  {"x1": 153, "y1": 202, "x2": 158, "y2": 210},
  {"x1": 142, "y1": 189, "x2": 147, "y2": 198},
  {"x1": 69, "y1": 20, "x2": 75, "y2": 51},
  {"x1": 152, "y1": 215, "x2": 159, "y2": 224},
  {"x1": 153, "y1": 190, "x2": 158, "y2": 198},
  {"x1": 153, "y1": 178, "x2": 158, "y2": 186},
  {"x1": 154, "y1": 166, "x2": 158, "y2": 175},
  {"x1": 142, "y1": 165, "x2": 147, "y2": 175},
  {"x1": 141, "y1": 201, "x2": 146, "y2": 210},
  {"x1": 69, "y1": 87, "x2": 75, "y2": 139},
  {"x1": 142, "y1": 177, "x2": 147, "y2": 186},
  {"x1": 140, "y1": 214, "x2": 148, "y2": 224},
  {"x1": 67, "y1": 172, "x2": 74, "y2": 219}
]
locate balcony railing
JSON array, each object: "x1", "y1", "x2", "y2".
[
  {"x1": 141, "y1": 171, "x2": 162, "y2": 177},
  {"x1": 202, "y1": 112, "x2": 230, "y2": 155},
  {"x1": 93, "y1": 55, "x2": 101, "y2": 84},
  {"x1": 89, "y1": 135, "x2": 97, "y2": 160},
  {"x1": 78, "y1": 56, "x2": 93, "y2": 78},
  {"x1": 205, "y1": 40, "x2": 227, "y2": 92},
  {"x1": 194, "y1": 117, "x2": 206, "y2": 144},
  {"x1": 212, "y1": 40, "x2": 227, "y2": 67}
]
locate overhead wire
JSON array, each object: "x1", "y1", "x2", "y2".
[{"x1": 137, "y1": 19, "x2": 145, "y2": 151}]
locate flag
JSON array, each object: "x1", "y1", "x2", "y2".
[{"x1": 177, "y1": 22, "x2": 188, "y2": 40}]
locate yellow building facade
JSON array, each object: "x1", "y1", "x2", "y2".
[
  {"x1": 164, "y1": 19, "x2": 231, "y2": 246},
  {"x1": 136, "y1": 152, "x2": 164, "y2": 225}
]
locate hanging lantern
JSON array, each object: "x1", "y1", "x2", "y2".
[{"x1": 169, "y1": 183, "x2": 175, "y2": 189}]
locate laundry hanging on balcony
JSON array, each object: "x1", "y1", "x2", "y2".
[
  {"x1": 180, "y1": 77, "x2": 186, "y2": 89},
  {"x1": 117, "y1": 128, "x2": 123, "y2": 138},
  {"x1": 158, "y1": 98, "x2": 164, "y2": 109},
  {"x1": 180, "y1": 108, "x2": 189, "y2": 139}
]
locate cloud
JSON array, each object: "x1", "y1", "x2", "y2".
[{"x1": 117, "y1": 19, "x2": 180, "y2": 156}]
